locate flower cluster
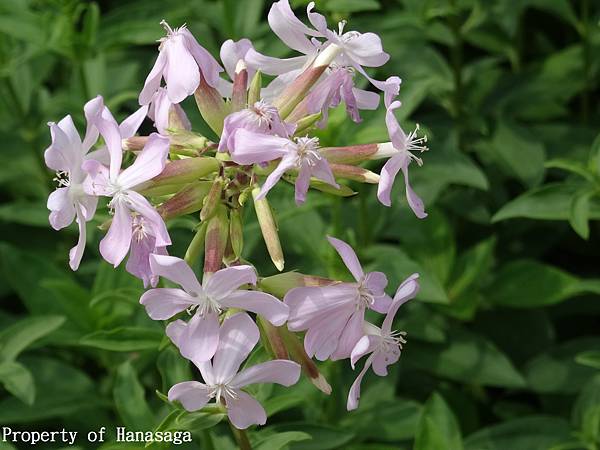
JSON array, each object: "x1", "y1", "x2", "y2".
[{"x1": 44, "y1": 0, "x2": 428, "y2": 431}]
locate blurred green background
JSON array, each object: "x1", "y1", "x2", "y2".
[{"x1": 1, "y1": 0, "x2": 600, "y2": 449}]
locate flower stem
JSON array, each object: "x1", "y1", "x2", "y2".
[{"x1": 229, "y1": 421, "x2": 252, "y2": 450}]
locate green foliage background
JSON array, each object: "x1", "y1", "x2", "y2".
[{"x1": 0, "y1": 0, "x2": 599, "y2": 449}]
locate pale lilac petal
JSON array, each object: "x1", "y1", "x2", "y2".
[
  {"x1": 183, "y1": 29, "x2": 223, "y2": 89},
  {"x1": 212, "y1": 313, "x2": 259, "y2": 383},
  {"x1": 126, "y1": 190, "x2": 171, "y2": 246},
  {"x1": 178, "y1": 312, "x2": 220, "y2": 363},
  {"x1": 81, "y1": 160, "x2": 111, "y2": 197},
  {"x1": 45, "y1": 120, "x2": 79, "y2": 172},
  {"x1": 139, "y1": 50, "x2": 167, "y2": 105},
  {"x1": 68, "y1": 206, "x2": 87, "y2": 271},
  {"x1": 244, "y1": 48, "x2": 308, "y2": 76},
  {"x1": 326, "y1": 236, "x2": 364, "y2": 281},
  {"x1": 385, "y1": 100, "x2": 408, "y2": 151},
  {"x1": 304, "y1": 308, "x2": 354, "y2": 360},
  {"x1": 203, "y1": 265, "x2": 257, "y2": 300},
  {"x1": 372, "y1": 347, "x2": 399, "y2": 377},
  {"x1": 377, "y1": 153, "x2": 405, "y2": 207},
  {"x1": 402, "y1": 162, "x2": 427, "y2": 219},
  {"x1": 92, "y1": 106, "x2": 123, "y2": 181},
  {"x1": 371, "y1": 293, "x2": 393, "y2": 314},
  {"x1": 220, "y1": 38, "x2": 254, "y2": 80},
  {"x1": 306, "y1": 2, "x2": 329, "y2": 34},
  {"x1": 268, "y1": 0, "x2": 319, "y2": 54},
  {"x1": 350, "y1": 335, "x2": 378, "y2": 369},
  {"x1": 261, "y1": 70, "x2": 303, "y2": 100},
  {"x1": 164, "y1": 34, "x2": 200, "y2": 103},
  {"x1": 168, "y1": 381, "x2": 211, "y2": 412},
  {"x1": 149, "y1": 254, "x2": 202, "y2": 294},
  {"x1": 330, "y1": 310, "x2": 365, "y2": 361},
  {"x1": 220, "y1": 290, "x2": 289, "y2": 326},
  {"x1": 165, "y1": 319, "x2": 186, "y2": 347},
  {"x1": 382, "y1": 273, "x2": 419, "y2": 333},
  {"x1": 229, "y1": 129, "x2": 289, "y2": 165},
  {"x1": 126, "y1": 233, "x2": 157, "y2": 288},
  {"x1": 82, "y1": 96, "x2": 104, "y2": 151},
  {"x1": 226, "y1": 391, "x2": 266, "y2": 429},
  {"x1": 347, "y1": 354, "x2": 373, "y2": 411},
  {"x1": 257, "y1": 156, "x2": 296, "y2": 201},
  {"x1": 99, "y1": 200, "x2": 132, "y2": 267},
  {"x1": 353, "y1": 88, "x2": 380, "y2": 110},
  {"x1": 294, "y1": 163, "x2": 312, "y2": 205},
  {"x1": 48, "y1": 187, "x2": 75, "y2": 230},
  {"x1": 118, "y1": 133, "x2": 169, "y2": 189},
  {"x1": 119, "y1": 105, "x2": 148, "y2": 139},
  {"x1": 231, "y1": 360, "x2": 300, "y2": 389},
  {"x1": 310, "y1": 157, "x2": 338, "y2": 188},
  {"x1": 344, "y1": 32, "x2": 389, "y2": 67},
  {"x1": 139, "y1": 288, "x2": 196, "y2": 320},
  {"x1": 78, "y1": 194, "x2": 98, "y2": 221}
]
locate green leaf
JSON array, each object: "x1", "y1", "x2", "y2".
[
  {"x1": 492, "y1": 182, "x2": 600, "y2": 222},
  {"x1": 464, "y1": 416, "x2": 574, "y2": 450},
  {"x1": 80, "y1": 327, "x2": 162, "y2": 352},
  {"x1": 174, "y1": 410, "x2": 225, "y2": 432},
  {"x1": 545, "y1": 158, "x2": 595, "y2": 182},
  {"x1": 0, "y1": 361, "x2": 35, "y2": 405},
  {"x1": 486, "y1": 259, "x2": 600, "y2": 308},
  {"x1": 569, "y1": 189, "x2": 593, "y2": 239},
  {"x1": 254, "y1": 432, "x2": 312, "y2": 450},
  {"x1": 0, "y1": 315, "x2": 65, "y2": 361},
  {"x1": 408, "y1": 328, "x2": 526, "y2": 388},
  {"x1": 572, "y1": 374, "x2": 600, "y2": 445},
  {"x1": 323, "y1": 0, "x2": 380, "y2": 13},
  {"x1": 113, "y1": 361, "x2": 155, "y2": 430},
  {"x1": 270, "y1": 423, "x2": 355, "y2": 450},
  {"x1": 414, "y1": 392, "x2": 463, "y2": 450},
  {"x1": 575, "y1": 351, "x2": 600, "y2": 370}
]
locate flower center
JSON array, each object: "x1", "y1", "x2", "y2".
[
  {"x1": 294, "y1": 136, "x2": 322, "y2": 167},
  {"x1": 208, "y1": 383, "x2": 238, "y2": 404},
  {"x1": 356, "y1": 279, "x2": 375, "y2": 310},
  {"x1": 185, "y1": 292, "x2": 222, "y2": 317},
  {"x1": 250, "y1": 100, "x2": 277, "y2": 128},
  {"x1": 382, "y1": 329, "x2": 407, "y2": 353},
  {"x1": 403, "y1": 124, "x2": 428, "y2": 166},
  {"x1": 132, "y1": 215, "x2": 150, "y2": 243},
  {"x1": 53, "y1": 171, "x2": 71, "y2": 188}
]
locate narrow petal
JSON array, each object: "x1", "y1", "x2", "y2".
[
  {"x1": 183, "y1": 29, "x2": 223, "y2": 89},
  {"x1": 257, "y1": 156, "x2": 296, "y2": 201},
  {"x1": 203, "y1": 265, "x2": 257, "y2": 300},
  {"x1": 229, "y1": 129, "x2": 289, "y2": 165},
  {"x1": 68, "y1": 205, "x2": 87, "y2": 271},
  {"x1": 245, "y1": 48, "x2": 308, "y2": 76},
  {"x1": 168, "y1": 381, "x2": 211, "y2": 412},
  {"x1": 376, "y1": 153, "x2": 405, "y2": 207},
  {"x1": 327, "y1": 236, "x2": 364, "y2": 281},
  {"x1": 350, "y1": 335, "x2": 379, "y2": 369},
  {"x1": 382, "y1": 273, "x2": 419, "y2": 333},
  {"x1": 164, "y1": 34, "x2": 200, "y2": 103},
  {"x1": 353, "y1": 88, "x2": 380, "y2": 110},
  {"x1": 118, "y1": 133, "x2": 169, "y2": 189},
  {"x1": 82, "y1": 96, "x2": 103, "y2": 152},
  {"x1": 231, "y1": 360, "x2": 300, "y2": 389},
  {"x1": 347, "y1": 354, "x2": 373, "y2": 411},
  {"x1": 119, "y1": 105, "x2": 149, "y2": 139},
  {"x1": 226, "y1": 391, "x2": 266, "y2": 429},
  {"x1": 402, "y1": 162, "x2": 427, "y2": 219},
  {"x1": 140, "y1": 288, "x2": 197, "y2": 320},
  {"x1": 212, "y1": 313, "x2": 259, "y2": 383},
  {"x1": 294, "y1": 164, "x2": 312, "y2": 205},
  {"x1": 99, "y1": 200, "x2": 132, "y2": 267},
  {"x1": 268, "y1": 0, "x2": 318, "y2": 54},
  {"x1": 139, "y1": 50, "x2": 167, "y2": 105},
  {"x1": 220, "y1": 290, "x2": 289, "y2": 326},
  {"x1": 149, "y1": 254, "x2": 203, "y2": 294}
]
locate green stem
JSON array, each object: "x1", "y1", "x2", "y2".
[
  {"x1": 201, "y1": 430, "x2": 216, "y2": 450},
  {"x1": 449, "y1": 0, "x2": 464, "y2": 149},
  {"x1": 580, "y1": 0, "x2": 591, "y2": 123},
  {"x1": 229, "y1": 421, "x2": 252, "y2": 450}
]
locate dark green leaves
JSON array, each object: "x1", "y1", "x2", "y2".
[{"x1": 414, "y1": 393, "x2": 463, "y2": 450}]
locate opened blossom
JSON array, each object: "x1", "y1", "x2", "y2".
[
  {"x1": 140, "y1": 254, "x2": 288, "y2": 361},
  {"x1": 147, "y1": 87, "x2": 191, "y2": 135},
  {"x1": 139, "y1": 20, "x2": 223, "y2": 105},
  {"x1": 168, "y1": 313, "x2": 301, "y2": 429},
  {"x1": 347, "y1": 273, "x2": 419, "y2": 410},
  {"x1": 284, "y1": 236, "x2": 392, "y2": 361},
  {"x1": 230, "y1": 129, "x2": 338, "y2": 204}
]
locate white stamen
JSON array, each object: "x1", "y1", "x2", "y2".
[{"x1": 294, "y1": 136, "x2": 322, "y2": 167}]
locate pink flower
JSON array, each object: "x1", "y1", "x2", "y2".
[
  {"x1": 376, "y1": 88, "x2": 428, "y2": 218},
  {"x1": 126, "y1": 215, "x2": 168, "y2": 288},
  {"x1": 217, "y1": 38, "x2": 256, "y2": 97},
  {"x1": 139, "y1": 21, "x2": 223, "y2": 105},
  {"x1": 347, "y1": 274, "x2": 419, "y2": 410},
  {"x1": 229, "y1": 129, "x2": 338, "y2": 204},
  {"x1": 218, "y1": 100, "x2": 293, "y2": 152},
  {"x1": 45, "y1": 96, "x2": 147, "y2": 270},
  {"x1": 167, "y1": 313, "x2": 301, "y2": 429},
  {"x1": 284, "y1": 236, "x2": 392, "y2": 361},
  {"x1": 147, "y1": 87, "x2": 191, "y2": 135},
  {"x1": 140, "y1": 255, "x2": 289, "y2": 361},
  {"x1": 82, "y1": 104, "x2": 171, "y2": 267}
]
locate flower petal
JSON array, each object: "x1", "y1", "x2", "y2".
[
  {"x1": 226, "y1": 390, "x2": 266, "y2": 429},
  {"x1": 229, "y1": 129, "x2": 289, "y2": 165},
  {"x1": 330, "y1": 310, "x2": 364, "y2": 361},
  {"x1": 179, "y1": 312, "x2": 221, "y2": 363},
  {"x1": 402, "y1": 161, "x2": 427, "y2": 219},
  {"x1": 347, "y1": 354, "x2": 373, "y2": 411},
  {"x1": 203, "y1": 265, "x2": 257, "y2": 300},
  {"x1": 257, "y1": 155, "x2": 296, "y2": 201},
  {"x1": 212, "y1": 313, "x2": 259, "y2": 383},
  {"x1": 48, "y1": 187, "x2": 75, "y2": 230},
  {"x1": 294, "y1": 164, "x2": 312, "y2": 205},
  {"x1": 68, "y1": 205, "x2": 87, "y2": 271},
  {"x1": 231, "y1": 360, "x2": 300, "y2": 389},
  {"x1": 164, "y1": 34, "x2": 200, "y2": 103},
  {"x1": 118, "y1": 133, "x2": 169, "y2": 190},
  {"x1": 245, "y1": 48, "x2": 309, "y2": 76},
  {"x1": 126, "y1": 190, "x2": 171, "y2": 247},
  {"x1": 326, "y1": 236, "x2": 364, "y2": 281},
  {"x1": 345, "y1": 32, "x2": 389, "y2": 67},
  {"x1": 168, "y1": 381, "x2": 211, "y2": 412},
  {"x1": 119, "y1": 105, "x2": 148, "y2": 139},
  {"x1": 220, "y1": 290, "x2": 289, "y2": 326},
  {"x1": 149, "y1": 254, "x2": 203, "y2": 294},
  {"x1": 140, "y1": 288, "x2": 197, "y2": 320},
  {"x1": 139, "y1": 50, "x2": 167, "y2": 105},
  {"x1": 350, "y1": 335, "x2": 378, "y2": 369},
  {"x1": 382, "y1": 273, "x2": 419, "y2": 333},
  {"x1": 182, "y1": 28, "x2": 223, "y2": 89},
  {"x1": 268, "y1": 0, "x2": 319, "y2": 54},
  {"x1": 304, "y1": 307, "x2": 354, "y2": 360},
  {"x1": 376, "y1": 152, "x2": 405, "y2": 207},
  {"x1": 99, "y1": 200, "x2": 132, "y2": 267},
  {"x1": 220, "y1": 38, "x2": 254, "y2": 80}
]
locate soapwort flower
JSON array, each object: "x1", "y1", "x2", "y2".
[
  {"x1": 168, "y1": 313, "x2": 301, "y2": 429},
  {"x1": 347, "y1": 274, "x2": 419, "y2": 410},
  {"x1": 284, "y1": 237, "x2": 392, "y2": 361},
  {"x1": 140, "y1": 255, "x2": 289, "y2": 361},
  {"x1": 230, "y1": 129, "x2": 338, "y2": 204},
  {"x1": 139, "y1": 20, "x2": 223, "y2": 105}
]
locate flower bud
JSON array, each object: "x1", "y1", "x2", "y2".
[
  {"x1": 273, "y1": 44, "x2": 342, "y2": 119},
  {"x1": 293, "y1": 112, "x2": 323, "y2": 135},
  {"x1": 257, "y1": 317, "x2": 289, "y2": 360},
  {"x1": 200, "y1": 177, "x2": 224, "y2": 222},
  {"x1": 204, "y1": 204, "x2": 229, "y2": 273},
  {"x1": 259, "y1": 272, "x2": 335, "y2": 298},
  {"x1": 252, "y1": 186, "x2": 284, "y2": 271},
  {"x1": 310, "y1": 179, "x2": 356, "y2": 197},
  {"x1": 157, "y1": 181, "x2": 212, "y2": 220},
  {"x1": 194, "y1": 74, "x2": 230, "y2": 135},
  {"x1": 231, "y1": 60, "x2": 248, "y2": 112},
  {"x1": 247, "y1": 70, "x2": 262, "y2": 105},
  {"x1": 229, "y1": 208, "x2": 243, "y2": 259},
  {"x1": 168, "y1": 130, "x2": 216, "y2": 156},
  {"x1": 330, "y1": 163, "x2": 380, "y2": 184},
  {"x1": 149, "y1": 157, "x2": 219, "y2": 188},
  {"x1": 184, "y1": 222, "x2": 208, "y2": 267},
  {"x1": 319, "y1": 143, "x2": 379, "y2": 164}
]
